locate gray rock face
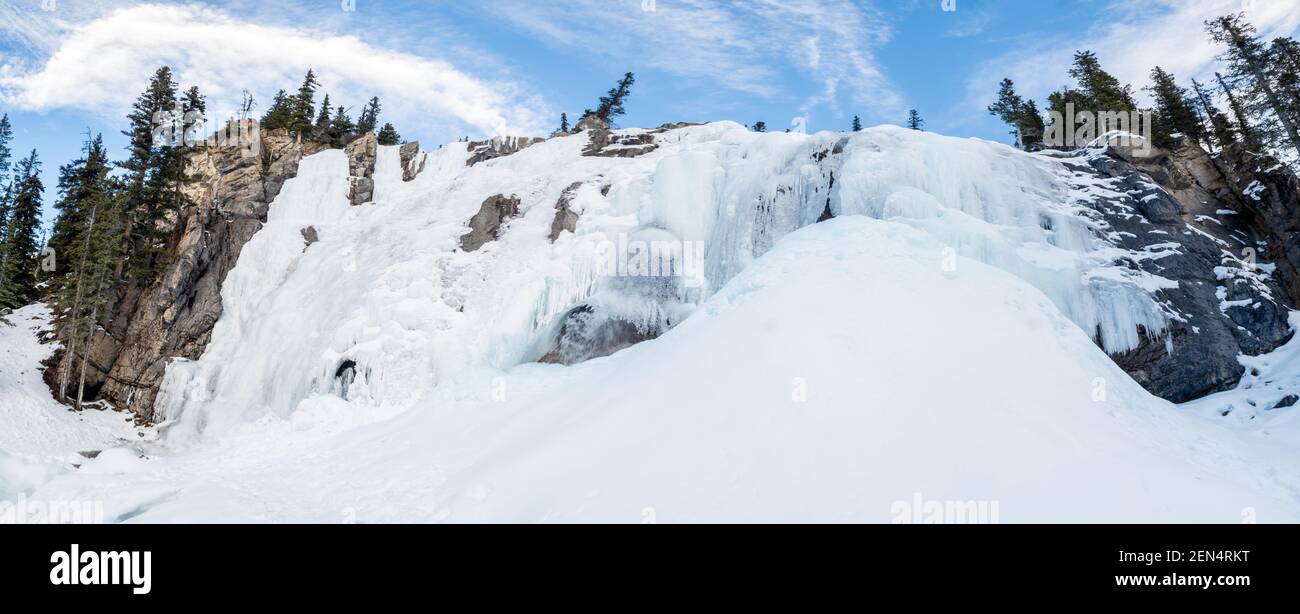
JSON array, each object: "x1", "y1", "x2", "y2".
[
  {"x1": 46, "y1": 123, "x2": 375, "y2": 421},
  {"x1": 459, "y1": 194, "x2": 522, "y2": 252},
  {"x1": 539, "y1": 305, "x2": 659, "y2": 365},
  {"x1": 1069, "y1": 139, "x2": 1296, "y2": 402},
  {"x1": 398, "y1": 141, "x2": 425, "y2": 182},
  {"x1": 548, "y1": 182, "x2": 584, "y2": 242},
  {"x1": 1216, "y1": 144, "x2": 1300, "y2": 307},
  {"x1": 345, "y1": 132, "x2": 377, "y2": 206},
  {"x1": 465, "y1": 136, "x2": 544, "y2": 167},
  {"x1": 574, "y1": 114, "x2": 608, "y2": 132}
]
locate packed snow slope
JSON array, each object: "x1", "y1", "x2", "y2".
[{"x1": 6, "y1": 122, "x2": 1300, "y2": 522}]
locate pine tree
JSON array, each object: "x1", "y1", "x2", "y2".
[
  {"x1": 1207, "y1": 14, "x2": 1300, "y2": 156},
  {"x1": 852, "y1": 115, "x2": 862, "y2": 132},
  {"x1": 0, "y1": 151, "x2": 44, "y2": 307},
  {"x1": 594, "y1": 72, "x2": 635, "y2": 126},
  {"x1": 1147, "y1": 67, "x2": 1205, "y2": 149},
  {"x1": 376, "y1": 123, "x2": 401, "y2": 146},
  {"x1": 357, "y1": 97, "x2": 381, "y2": 134},
  {"x1": 261, "y1": 90, "x2": 291, "y2": 130},
  {"x1": 328, "y1": 105, "x2": 355, "y2": 141},
  {"x1": 48, "y1": 134, "x2": 112, "y2": 273},
  {"x1": 0, "y1": 182, "x2": 15, "y2": 324},
  {"x1": 1270, "y1": 37, "x2": 1300, "y2": 134},
  {"x1": 1068, "y1": 50, "x2": 1137, "y2": 114},
  {"x1": 116, "y1": 66, "x2": 190, "y2": 278},
  {"x1": 181, "y1": 85, "x2": 206, "y2": 147},
  {"x1": 988, "y1": 78, "x2": 1045, "y2": 149},
  {"x1": 907, "y1": 109, "x2": 925, "y2": 131},
  {"x1": 1217, "y1": 71, "x2": 1263, "y2": 150},
  {"x1": 0, "y1": 117, "x2": 13, "y2": 324},
  {"x1": 752, "y1": 121, "x2": 767, "y2": 132},
  {"x1": 559, "y1": 113, "x2": 570, "y2": 134},
  {"x1": 1191, "y1": 77, "x2": 1238, "y2": 149},
  {"x1": 314, "y1": 94, "x2": 333, "y2": 134},
  {"x1": 47, "y1": 133, "x2": 118, "y2": 403},
  {"x1": 289, "y1": 69, "x2": 320, "y2": 133}
]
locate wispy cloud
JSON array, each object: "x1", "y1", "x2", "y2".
[
  {"x1": 483, "y1": 0, "x2": 902, "y2": 122},
  {"x1": 0, "y1": 2, "x2": 549, "y2": 138},
  {"x1": 963, "y1": 0, "x2": 1300, "y2": 111}
]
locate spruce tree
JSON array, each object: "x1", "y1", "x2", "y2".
[
  {"x1": 116, "y1": 66, "x2": 190, "y2": 278},
  {"x1": 0, "y1": 151, "x2": 44, "y2": 307},
  {"x1": 1191, "y1": 77, "x2": 1238, "y2": 149},
  {"x1": 1147, "y1": 67, "x2": 1205, "y2": 149},
  {"x1": 328, "y1": 105, "x2": 355, "y2": 141},
  {"x1": 594, "y1": 72, "x2": 635, "y2": 126},
  {"x1": 289, "y1": 69, "x2": 320, "y2": 133},
  {"x1": 48, "y1": 134, "x2": 112, "y2": 272},
  {"x1": 988, "y1": 78, "x2": 1045, "y2": 149},
  {"x1": 181, "y1": 85, "x2": 206, "y2": 146},
  {"x1": 358, "y1": 97, "x2": 381, "y2": 134},
  {"x1": 48, "y1": 134, "x2": 118, "y2": 403},
  {"x1": 1217, "y1": 71, "x2": 1263, "y2": 150},
  {"x1": 376, "y1": 123, "x2": 401, "y2": 146},
  {"x1": 907, "y1": 109, "x2": 925, "y2": 131},
  {"x1": 261, "y1": 90, "x2": 291, "y2": 130},
  {"x1": 559, "y1": 113, "x2": 570, "y2": 134},
  {"x1": 1271, "y1": 37, "x2": 1300, "y2": 133},
  {"x1": 314, "y1": 94, "x2": 333, "y2": 134},
  {"x1": 1207, "y1": 14, "x2": 1300, "y2": 155},
  {"x1": 852, "y1": 115, "x2": 862, "y2": 132},
  {"x1": 1068, "y1": 50, "x2": 1137, "y2": 114}
]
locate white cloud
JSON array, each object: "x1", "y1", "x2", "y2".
[
  {"x1": 964, "y1": 0, "x2": 1300, "y2": 111},
  {"x1": 0, "y1": 2, "x2": 549, "y2": 138},
  {"x1": 483, "y1": 0, "x2": 902, "y2": 121}
]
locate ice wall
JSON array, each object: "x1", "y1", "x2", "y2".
[{"x1": 155, "y1": 122, "x2": 1175, "y2": 444}]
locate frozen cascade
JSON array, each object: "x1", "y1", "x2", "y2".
[{"x1": 155, "y1": 122, "x2": 1176, "y2": 443}]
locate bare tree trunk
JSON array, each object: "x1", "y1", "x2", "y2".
[
  {"x1": 76, "y1": 264, "x2": 109, "y2": 412},
  {"x1": 59, "y1": 203, "x2": 98, "y2": 402}
]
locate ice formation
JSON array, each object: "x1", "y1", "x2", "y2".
[{"x1": 154, "y1": 123, "x2": 1185, "y2": 443}]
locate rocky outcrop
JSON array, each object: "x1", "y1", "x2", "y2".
[
  {"x1": 465, "y1": 136, "x2": 544, "y2": 167},
  {"x1": 399, "y1": 141, "x2": 425, "y2": 182},
  {"x1": 548, "y1": 182, "x2": 584, "y2": 242},
  {"x1": 345, "y1": 132, "x2": 377, "y2": 206},
  {"x1": 46, "y1": 122, "x2": 375, "y2": 421},
  {"x1": 539, "y1": 305, "x2": 661, "y2": 366},
  {"x1": 1072, "y1": 138, "x2": 1297, "y2": 402},
  {"x1": 1215, "y1": 144, "x2": 1300, "y2": 307},
  {"x1": 460, "y1": 194, "x2": 522, "y2": 252}
]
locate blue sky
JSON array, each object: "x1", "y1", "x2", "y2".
[{"x1": 2, "y1": 0, "x2": 1299, "y2": 227}]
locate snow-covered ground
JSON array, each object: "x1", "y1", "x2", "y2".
[
  {"x1": 0, "y1": 305, "x2": 141, "y2": 506},
  {"x1": 4, "y1": 122, "x2": 1300, "y2": 522}
]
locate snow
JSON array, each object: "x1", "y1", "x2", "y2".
[
  {"x1": 7, "y1": 122, "x2": 1300, "y2": 522},
  {"x1": 0, "y1": 305, "x2": 141, "y2": 503}
]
